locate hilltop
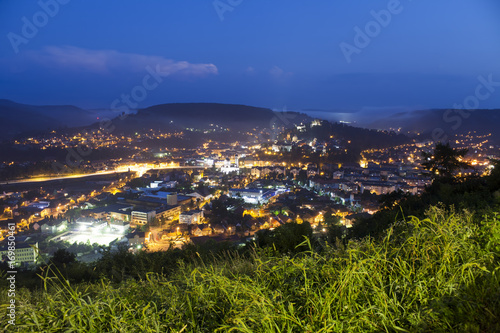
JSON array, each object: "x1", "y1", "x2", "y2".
[{"x1": 104, "y1": 103, "x2": 311, "y2": 133}]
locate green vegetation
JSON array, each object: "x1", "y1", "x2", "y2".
[
  {"x1": 421, "y1": 142, "x2": 470, "y2": 179},
  {"x1": 1, "y1": 206, "x2": 499, "y2": 332},
  {"x1": 255, "y1": 222, "x2": 314, "y2": 254},
  {"x1": 351, "y1": 159, "x2": 500, "y2": 240}
]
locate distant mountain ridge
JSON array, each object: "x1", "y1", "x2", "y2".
[
  {"x1": 367, "y1": 108, "x2": 500, "y2": 143},
  {"x1": 0, "y1": 100, "x2": 312, "y2": 140},
  {"x1": 0, "y1": 99, "x2": 95, "y2": 139},
  {"x1": 2, "y1": 99, "x2": 499, "y2": 144}
]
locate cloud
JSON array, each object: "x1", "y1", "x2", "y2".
[
  {"x1": 25, "y1": 46, "x2": 218, "y2": 78},
  {"x1": 245, "y1": 66, "x2": 255, "y2": 75},
  {"x1": 269, "y1": 65, "x2": 292, "y2": 80}
]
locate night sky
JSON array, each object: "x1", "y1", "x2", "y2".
[{"x1": 1, "y1": 0, "x2": 500, "y2": 115}]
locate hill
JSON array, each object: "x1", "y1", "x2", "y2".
[
  {"x1": 104, "y1": 103, "x2": 311, "y2": 133},
  {"x1": 368, "y1": 108, "x2": 500, "y2": 142},
  {"x1": 0, "y1": 101, "x2": 312, "y2": 141},
  {"x1": 2, "y1": 99, "x2": 499, "y2": 144},
  {"x1": 0, "y1": 99, "x2": 95, "y2": 139}
]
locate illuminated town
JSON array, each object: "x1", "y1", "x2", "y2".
[{"x1": 1, "y1": 118, "x2": 498, "y2": 266}]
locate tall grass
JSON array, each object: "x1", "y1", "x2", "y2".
[{"x1": 1, "y1": 206, "x2": 499, "y2": 332}]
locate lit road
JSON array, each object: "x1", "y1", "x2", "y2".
[
  {"x1": 0, "y1": 170, "x2": 121, "y2": 185},
  {"x1": 0, "y1": 163, "x2": 206, "y2": 185}
]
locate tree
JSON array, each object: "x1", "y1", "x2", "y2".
[
  {"x1": 51, "y1": 248, "x2": 76, "y2": 266},
  {"x1": 22, "y1": 189, "x2": 41, "y2": 201},
  {"x1": 296, "y1": 170, "x2": 308, "y2": 185},
  {"x1": 379, "y1": 190, "x2": 409, "y2": 210},
  {"x1": 323, "y1": 209, "x2": 341, "y2": 226},
  {"x1": 65, "y1": 208, "x2": 82, "y2": 222},
  {"x1": 255, "y1": 222, "x2": 314, "y2": 254},
  {"x1": 421, "y1": 142, "x2": 470, "y2": 179},
  {"x1": 487, "y1": 158, "x2": 500, "y2": 191},
  {"x1": 323, "y1": 209, "x2": 343, "y2": 245},
  {"x1": 128, "y1": 177, "x2": 148, "y2": 189}
]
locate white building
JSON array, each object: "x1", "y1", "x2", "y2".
[
  {"x1": 179, "y1": 210, "x2": 204, "y2": 224},
  {"x1": 131, "y1": 209, "x2": 156, "y2": 225},
  {"x1": 0, "y1": 242, "x2": 38, "y2": 267},
  {"x1": 228, "y1": 188, "x2": 275, "y2": 204},
  {"x1": 29, "y1": 201, "x2": 50, "y2": 209}
]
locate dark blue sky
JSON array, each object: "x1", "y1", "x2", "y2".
[{"x1": 1, "y1": 0, "x2": 500, "y2": 115}]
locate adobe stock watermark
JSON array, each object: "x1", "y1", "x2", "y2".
[
  {"x1": 7, "y1": 0, "x2": 71, "y2": 54},
  {"x1": 213, "y1": 0, "x2": 243, "y2": 21},
  {"x1": 339, "y1": 0, "x2": 410, "y2": 64},
  {"x1": 6, "y1": 221, "x2": 17, "y2": 326},
  {"x1": 256, "y1": 111, "x2": 298, "y2": 144},
  {"x1": 51, "y1": 64, "x2": 168, "y2": 173},
  {"x1": 430, "y1": 74, "x2": 500, "y2": 143}
]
